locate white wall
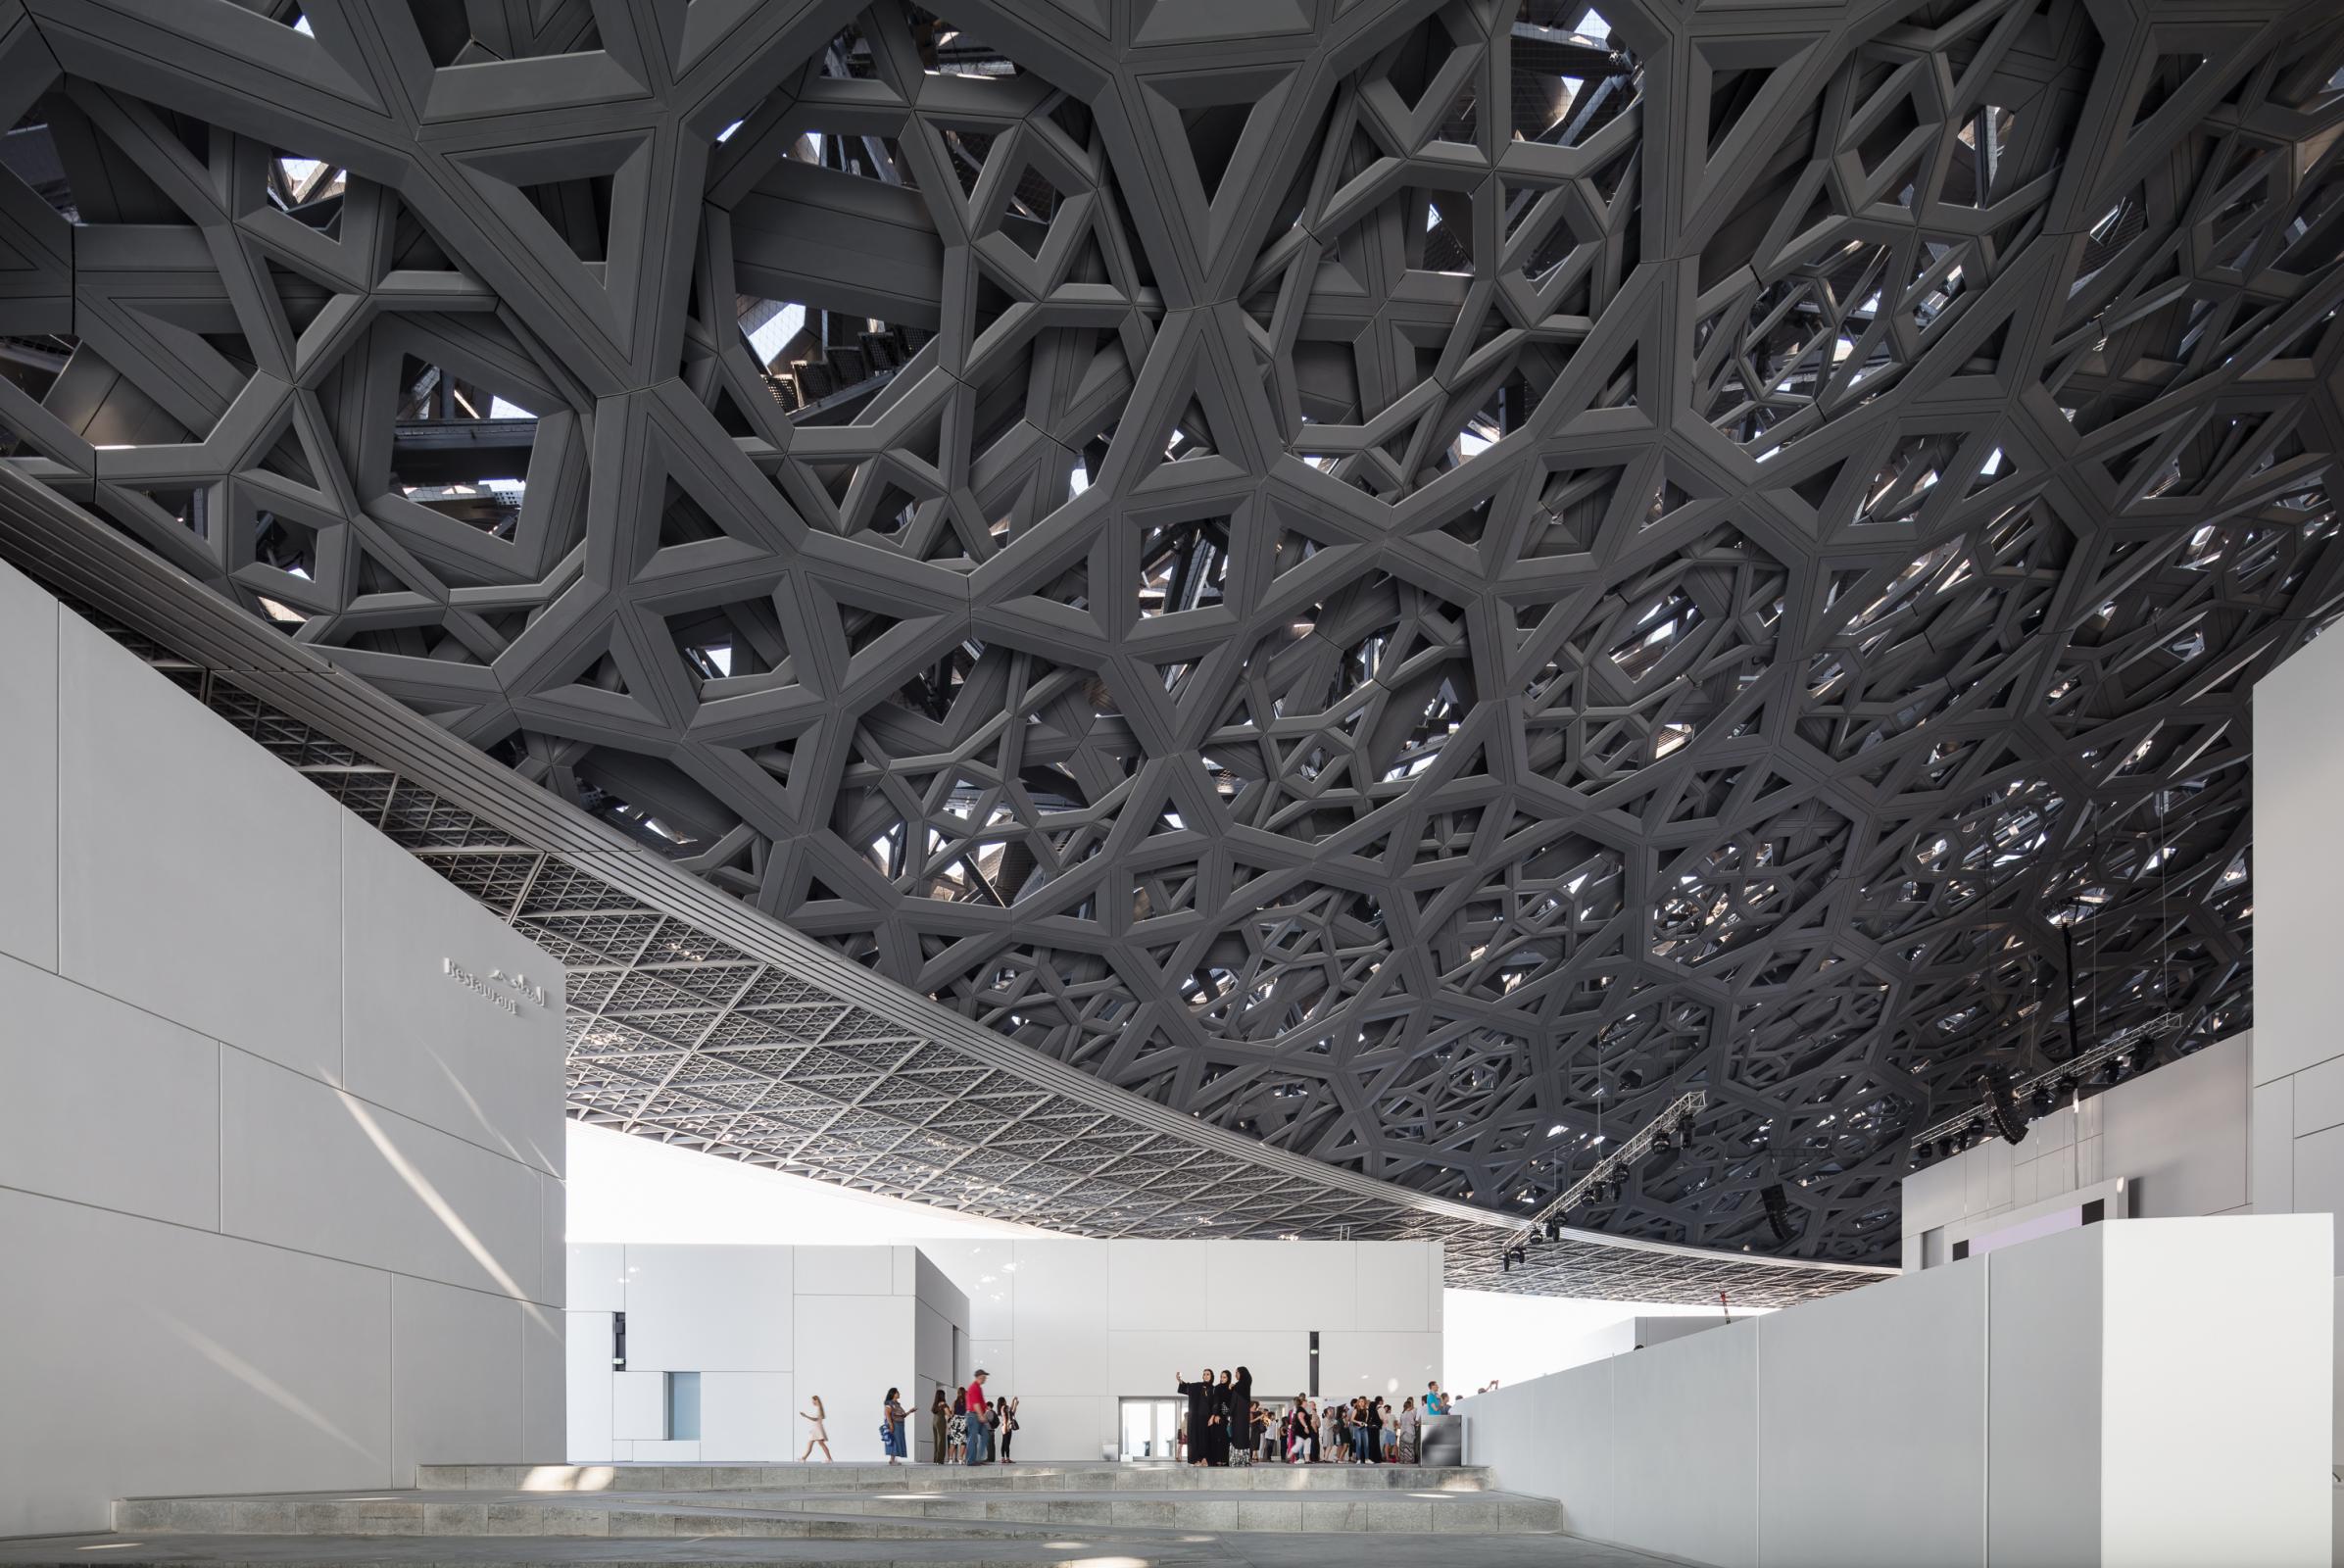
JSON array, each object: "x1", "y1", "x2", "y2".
[
  {"x1": 1462, "y1": 1217, "x2": 2331, "y2": 1568},
  {"x1": 565, "y1": 1244, "x2": 969, "y2": 1462},
  {"x1": 2254, "y1": 628, "x2": 2344, "y2": 1470},
  {"x1": 0, "y1": 561, "x2": 566, "y2": 1538},
  {"x1": 2255, "y1": 614, "x2": 2344, "y2": 1112},
  {"x1": 1901, "y1": 1031, "x2": 2251, "y2": 1269},
  {"x1": 915, "y1": 1238, "x2": 1443, "y2": 1461}
]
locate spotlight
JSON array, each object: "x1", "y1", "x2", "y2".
[
  {"x1": 2057, "y1": 1076, "x2": 2079, "y2": 1103},
  {"x1": 1759, "y1": 1182, "x2": 1795, "y2": 1245},
  {"x1": 2029, "y1": 1084, "x2": 2058, "y2": 1118},
  {"x1": 1650, "y1": 1128, "x2": 1675, "y2": 1157},
  {"x1": 1544, "y1": 1217, "x2": 1562, "y2": 1243},
  {"x1": 2128, "y1": 1038, "x2": 2155, "y2": 1073},
  {"x1": 1914, "y1": 1140, "x2": 1934, "y2": 1163}
]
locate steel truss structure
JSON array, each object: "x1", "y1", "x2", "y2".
[{"x1": 0, "y1": 0, "x2": 2339, "y2": 1266}]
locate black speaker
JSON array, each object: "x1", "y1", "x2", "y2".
[
  {"x1": 1982, "y1": 1071, "x2": 2028, "y2": 1145},
  {"x1": 1759, "y1": 1182, "x2": 1794, "y2": 1244}
]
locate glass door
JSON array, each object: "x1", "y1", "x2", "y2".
[{"x1": 1118, "y1": 1396, "x2": 1182, "y2": 1461}]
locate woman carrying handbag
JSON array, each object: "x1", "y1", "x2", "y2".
[{"x1": 880, "y1": 1388, "x2": 907, "y2": 1464}]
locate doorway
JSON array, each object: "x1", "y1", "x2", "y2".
[{"x1": 1118, "y1": 1396, "x2": 1183, "y2": 1461}]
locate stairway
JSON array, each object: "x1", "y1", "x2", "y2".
[{"x1": 112, "y1": 1461, "x2": 1560, "y2": 1540}]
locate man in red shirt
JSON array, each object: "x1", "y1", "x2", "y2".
[{"x1": 963, "y1": 1370, "x2": 992, "y2": 1464}]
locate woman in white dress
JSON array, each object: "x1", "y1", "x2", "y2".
[{"x1": 799, "y1": 1393, "x2": 832, "y2": 1462}]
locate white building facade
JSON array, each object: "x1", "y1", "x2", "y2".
[
  {"x1": 565, "y1": 1238, "x2": 1443, "y2": 1463},
  {"x1": 565, "y1": 1243, "x2": 969, "y2": 1462},
  {"x1": 0, "y1": 560, "x2": 568, "y2": 1538}
]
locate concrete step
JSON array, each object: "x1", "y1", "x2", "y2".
[
  {"x1": 117, "y1": 1487, "x2": 1561, "y2": 1540},
  {"x1": 0, "y1": 1529, "x2": 1660, "y2": 1568},
  {"x1": 414, "y1": 1462, "x2": 1490, "y2": 1494}
]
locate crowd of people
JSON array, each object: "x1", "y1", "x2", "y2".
[
  {"x1": 803, "y1": 1373, "x2": 1025, "y2": 1465},
  {"x1": 918, "y1": 1371, "x2": 1022, "y2": 1464},
  {"x1": 1175, "y1": 1372, "x2": 1456, "y2": 1466},
  {"x1": 836, "y1": 1372, "x2": 1461, "y2": 1465}
]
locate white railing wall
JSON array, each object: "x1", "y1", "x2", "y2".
[{"x1": 1461, "y1": 1216, "x2": 2331, "y2": 1568}]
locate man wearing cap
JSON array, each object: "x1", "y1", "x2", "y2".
[{"x1": 964, "y1": 1369, "x2": 992, "y2": 1464}]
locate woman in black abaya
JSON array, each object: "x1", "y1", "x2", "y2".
[
  {"x1": 1175, "y1": 1369, "x2": 1214, "y2": 1466},
  {"x1": 1230, "y1": 1366, "x2": 1254, "y2": 1467},
  {"x1": 1209, "y1": 1370, "x2": 1234, "y2": 1465}
]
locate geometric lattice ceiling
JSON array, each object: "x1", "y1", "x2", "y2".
[{"x1": 1, "y1": 0, "x2": 2340, "y2": 1265}]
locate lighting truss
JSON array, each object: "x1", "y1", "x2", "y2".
[
  {"x1": 1913, "y1": 1013, "x2": 2184, "y2": 1152},
  {"x1": 1523, "y1": 1091, "x2": 1706, "y2": 1235}
]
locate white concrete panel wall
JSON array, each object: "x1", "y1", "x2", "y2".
[
  {"x1": 1203, "y1": 1241, "x2": 1340, "y2": 1329},
  {"x1": 53, "y1": 602, "x2": 344, "y2": 1085},
  {"x1": 0, "y1": 960, "x2": 222, "y2": 1228},
  {"x1": 795, "y1": 1295, "x2": 914, "y2": 1460},
  {"x1": 1609, "y1": 1318, "x2": 1756, "y2": 1568},
  {"x1": 797, "y1": 1244, "x2": 897, "y2": 1296},
  {"x1": 1983, "y1": 1226, "x2": 2100, "y2": 1568},
  {"x1": 564, "y1": 1243, "x2": 971, "y2": 1460},
  {"x1": 220, "y1": 1045, "x2": 547, "y2": 1299},
  {"x1": 2099, "y1": 1217, "x2": 2331, "y2": 1565},
  {"x1": 1461, "y1": 1218, "x2": 2331, "y2": 1568},
  {"x1": 912, "y1": 1301, "x2": 957, "y2": 1459},
  {"x1": 0, "y1": 562, "x2": 57, "y2": 968},
  {"x1": 1901, "y1": 1031, "x2": 2251, "y2": 1269},
  {"x1": 622, "y1": 1244, "x2": 794, "y2": 1371},
  {"x1": 1108, "y1": 1239, "x2": 1210, "y2": 1329},
  {"x1": 1007, "y1": 1239, "x2": 1111, "y2": 1397},
  {"x1": 1352, "y1": 1241, "x2": 1436, "y2": 1332},
  {"x1": 1106, "y1": 1331, "x2": 1311, "y2": 1396},
  {"x1": 0, "y1": 563, "x2": 566, "y2": 1538},
  {"x1": 2103, "y1": 1035, "x2": 2251, "y2": 1218},
  {"x1": 0, "y1": 1192, "x2": 397, "y2": 1520},
  {"x1": 340, "y1": 828, "x2": 565, "y2": 1177},
  {"x1": 392, "y1": 1277, "x2": 526, "y2": 1478},
  {"x1": 2253, "y1": 631, "x2": 2344, "y2": 1472},
  {"x1": 612, "y1": 1371, "x2": 665, "y2": 1440},
  {"x1": 1459, "y1": 1355, "x2": 1611, "y2": 1539},
  {"x1": 702, "y1": 1373, "x2": 795, "y2": 1459},
  {"x1": 524, "y1": 1300, "x2": 566, "y2": 1463},
  {"x1": 569, "y1": 1243, "x2": 626, "y2": 1313},
  {"x1": 911, "y1": 1253, "x2": 970, "y2": 1460},
  {"x1": 566, "y1": 1312, "x2": 616, "y2": 1462},
  {"x1": 1757, "y1": 1264, "x2": 1987, "y2": 1568},
  {"x1": 2257, "y1": 625, "x2": 2344, "y2": 1087}
]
